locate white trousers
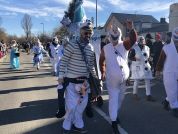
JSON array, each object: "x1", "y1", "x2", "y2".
[
  {"x1": 63, "y1": 83, "x2": 88, "y2": 130},
  {"x1": 50, "y1": 58, "x2": 58, "y2": 73},
  {"x1": 133, "y1": 79, "x2": 151, "y2": 96},
  {"x1": 107, "y1": 81, "x2": 126, "y2": 121},
  {"x1": 163, "y1": 72, "x2": 178, "y2": 109}
]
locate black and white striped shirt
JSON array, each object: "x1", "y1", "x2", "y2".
[{"x1": 58, "y1": 41, "x2": 97, "y2": 79}]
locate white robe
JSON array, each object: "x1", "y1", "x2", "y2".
[
  {"x1": 49, "y1": 43, "x2": 60, "y2": 73},
  {"x1": 103, "y1": 42, "x2": 128, "y2": 121},
  {"x1": 162, "y1": 43, "x2": 178, "y2": 109},
  {"x1": 130, "y1": 44, "x2": 153, "y2": 80}
]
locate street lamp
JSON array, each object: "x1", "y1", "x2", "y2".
[
  {"x1": 96, "y1": 0, "x2": 97, "y2": 28},
  {"x1": 40, "y1": 22, "x2": 44, "y2": 35}
]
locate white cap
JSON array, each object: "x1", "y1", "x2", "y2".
[{"x1": 80, "y1": 19, "x2": 93, "y2": 32}]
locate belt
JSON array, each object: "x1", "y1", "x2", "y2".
[{"x1": 64, "y1": 77, "x2": 88, "y2": 84}]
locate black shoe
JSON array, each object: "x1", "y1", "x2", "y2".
[
  {"x1": 62, "y1": 128, "x2": 70, "y2": 134},
  {"x1": 85, "y1": 106, "x2": 93, "y2": 118},
  {"x1": 116, "y1": 117, "x2": 121, "y2": 124},
  {"x1": 53, "y1": 72, "x2": 56, "y2": 76},
  {"x1": 97, "y1": 96, "x2": 103, "y2": 107},
  {"x1": 133, "y1": 94, "x2": 140, "y2": 101},
  {"x1": 112, "y1": 121, "x2": 120, "y2": 134},
  {"x1": 172, "y1": 108, "x2": 178, "y2": 118},
  {"x1": 162, "y1": 100, "x2": 170, "y2": 111},
  {"x1": 146, "y1": 95, "x2": 156, "y2": 102},
  {"x1": 72, "y1": 125, "x2": 88, "y2": 134},
  {"x1": 56, "y1": 107, "x2": 65, "y2": 118}
]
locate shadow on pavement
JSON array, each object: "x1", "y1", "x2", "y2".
[
  {"x1": 0, "y1": 85, "x2": 57, "y2": 94},
  {"x1": 23, "y1": 120, "x2": 62, "y2": 134},
  {"x1": 0, "y1": 72, "x2": 51, "y2": 81},
  {"x1": 0, "y1": 99, "x2": 58, "y2": 126},
  {"x1": 0, "y1": 70, "x2": 36, "y2": 75}
]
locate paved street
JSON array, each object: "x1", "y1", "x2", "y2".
[{"x1": 0, "y1": 52, "x2": 178, "y2": 134}]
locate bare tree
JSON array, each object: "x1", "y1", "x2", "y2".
[
  {"x1": 53, "y1": 26, "x2": 69, "y2": 40},
  {"x1": 21, "y1": 14, "x2": 32, "y2": 41}
]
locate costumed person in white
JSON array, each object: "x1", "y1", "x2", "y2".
[
  {"x1": 49, "y1": 36, "x2": 60, "y2": 76},
  {"x1": 32, "y1": 38, "x2": 47, "y2": 70},
  {"x1": 129, "y1": 36, "x2": 155, "y2": 101},
  {"x1": 99, "y1": 21, "x2": 137, "y2": 134},
  {"x1": 56, "y1": 38, "x2": 68, "y2": 77},
  {"x1": 156, "y1": 28, "x2": 178, "y2": 118}
]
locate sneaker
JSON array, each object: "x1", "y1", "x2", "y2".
[
  {"x1": 97, "y1": 96, "x2": 103, "y2": 107},
  {"x1": 146, "y1": 95, "x2": 156, "y2": 102},
  {"x1": 162, "y1": 100, "x2": 170, "y2": 111},
  {"x1": 62, "y1": 128, "x2": 70, "y2": 134},
  {"x1": 85, "y1": 106, "x2": 93, "y2": 118},
  {"x1": 172, "y1": 108, "x2": 178, "y2": 118},
  {"x1": 56, "y1": 107, "x2": 66, "y2": 118},
  {"x1": 112, "y1": 121, "x2": 120, "y2": 134},
  {"x1": 72, "y1": 125, "x2": 88, "y2": 134}
]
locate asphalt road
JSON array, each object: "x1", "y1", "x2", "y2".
[{"x1": 0, "y1": 52, "x2": 178, "y2": 134}]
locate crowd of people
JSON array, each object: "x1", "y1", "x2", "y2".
[
  {"x1": 2, "y1": 19, "x2": 178, "y2": 134},
  {"x1": 0, "y1": 40, "x2": 7, "y2": 59}
]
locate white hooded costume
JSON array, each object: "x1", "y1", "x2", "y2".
[
  {"x1": 49, "y1": 37, "x2": 60, "y2": 75},
  {"x1": 157, "y1": 28, "x2": 178, "y2": 109},
  {"x1": 100, "y1": 25, "x2": 137, "y2": 121},
  {"x1": 130, "y1": 36, "x2": 153, "y2": 96}
]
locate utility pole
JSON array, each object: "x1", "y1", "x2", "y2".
[
  {"x1": 40, "y1": 22, "x2": 44, "y2": 43},
  {"x1": 40, "y1": 22, "x2": 44, "y2": 35},
  {"x1": 96, "y1": 0, "x2": 98, "y2": 28}
]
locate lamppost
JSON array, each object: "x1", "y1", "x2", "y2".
[
  {"x1": 96, "y1": 0, "x2": 97, "y2": 28},
  {"x1": 40, "y1": 22, "x2": 44, "y2": 43},
  {"x1": 40, "y1": 22, "x2": 44, "y2": 35}
]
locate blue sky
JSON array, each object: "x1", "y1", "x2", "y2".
[{"x1": 0, "y1": 0, "x2": 177, "y2": 37}]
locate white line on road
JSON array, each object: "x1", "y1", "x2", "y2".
[{"x1": 93, "y1": 105, "x2": 128, "y2": 134}]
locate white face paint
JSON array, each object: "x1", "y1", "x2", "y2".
[
  {"x1": 53, "y1": 38, "x2": 58, "y2": 44},
  {"x1": 109, "y1": 25, "x2": 122, "y2": 44},
  {"x1": 172, "y1": 27, "x2": 178, "y2": 45},
  {"x1": 138, "y1": 36, "x2": 146, "y2": 45}
]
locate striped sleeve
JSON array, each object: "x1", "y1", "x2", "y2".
[{"x1": 58, "y1": 43, "x2": 74, "y2": 78}]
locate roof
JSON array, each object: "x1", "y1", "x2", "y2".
[
  {"x1": 105, "y1": 13, "x2": 159, "y2": 27},
  {"x1": 141, "y1": 24, "x2": 169, "y2": 33}
]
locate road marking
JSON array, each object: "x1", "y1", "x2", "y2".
[{"x1": 93, "y1": 105, "x2": 128, "y2": 134}]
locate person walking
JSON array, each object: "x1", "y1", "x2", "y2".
[
  {"x1": 99, "y1": 21, "x2": 137, "y2": 134},
  {"x1": 10, "y1": 40, "x2": 20, "y2": 69},
  {"x1": 129, "y1": 36, "x2": 155, "y2": 101},
  {"x1": 58, "y1": 20, "x2": 99, "y2": 134},
  {"x1": 49, "y1": 36, "x2": 61, "y2": 76},
  {"x1": 152, "y1": 33, "x2": 163, "y2": 76},
  {"x1": 32, "y1": 38, "x2": 47, "y2": 70},
  {"x1": 156, "y1": 29, "x2": 178, "y2": 118}
]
